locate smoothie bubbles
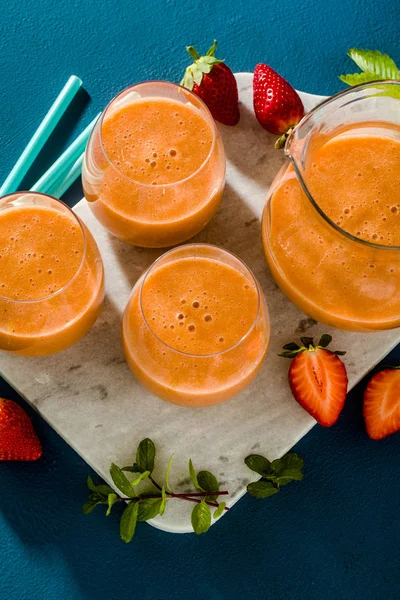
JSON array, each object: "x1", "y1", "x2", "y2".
[
  {"x1": 262, "y1": 81, "x2": 400, "y2": 331},
  {"x1": 122, "y1": 245, "x2": 270, "y2": 407},
  {"x1": 0, "y1": 193, "x2": 104, "y2": 356},
  {"x1": 82, "y1": 81, "x2": 226, "y2": 247}
]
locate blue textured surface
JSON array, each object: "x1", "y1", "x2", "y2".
[{"x1": 1, "y1": 1, "x2": 400, "y2": 598}]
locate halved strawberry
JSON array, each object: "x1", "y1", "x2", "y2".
[
  {"x1": 363, "y1": 368, "x2": 400, "y2": 440},
  {"x1": 280, "y1": 335, "x2": 348, "y2": 427}
]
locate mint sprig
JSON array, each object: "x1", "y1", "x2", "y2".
[
  {"x1": 340, "y1": 48, "x2": 399, "y2": 86},
  {"x1": 245, "y1": 452, "x2": 304, "y2": 498},
  {"x1": 83, "y1": 438, "x2": 230, "y2": 542}
]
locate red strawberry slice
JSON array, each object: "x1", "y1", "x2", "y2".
[
  {"x1": 0, "y1": 398, "x2": 42, "y2": 461},
  {"x1": 181, "y1": 40, "x2": 240, "y2": 126},
  {"x1": 253, "y1": 63, "x2": 304, "y2": 148},
  {"x1": 280, "y1": 335, "x2": 348, "y2": 427},
  {"x1": 363, "y1": 368, "x2": 400, "y2": 440}
]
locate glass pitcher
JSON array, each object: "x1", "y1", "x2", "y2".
[{"x1": 262, "y1": 81, "x2": 400, "y2": 332}]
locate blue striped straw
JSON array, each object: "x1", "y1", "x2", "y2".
[
  {"x1": 50, "y1": 152, "x2": 84, "y2": 198},
  {"x1": 0, "y1": 75, "x2": 82, "y2": 196},
  {"x1": 30, "y1": 113, "x2": 100, "y2": 194}
]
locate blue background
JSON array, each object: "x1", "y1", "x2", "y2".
[{"x1": 1, "y1": 1, "x2": 399, "y2": 598}]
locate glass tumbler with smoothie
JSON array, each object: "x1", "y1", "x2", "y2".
[
  {"x1": 123, "y1": 244, "x2": 270, "y2": 407},
  {"x1": 0, "y1": 193, "x2": 104, "y2": 356},
  {"x1": 82, "y1": 81, "x2": 226, "y2": 248},
  {"x1": 262, "y1": 81, "x2": 400, "y2": 331}
]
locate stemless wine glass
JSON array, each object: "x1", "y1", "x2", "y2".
[
  {"x1": 122, "y1": 244, "x2": 270, "y2": 407},
  {"x1": 0, "y1": 193, "x2": 104, "y2": 356},
  {"x1": 82, "y1": 81, "x2": 226, "y2": 248},
  {"x1": 262, "y1": 81, "x2": 400, "y2": 331}
]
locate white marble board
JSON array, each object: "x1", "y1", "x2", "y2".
[{"x1": 1, "y1": 73, "x2": 399, "y2": 534}]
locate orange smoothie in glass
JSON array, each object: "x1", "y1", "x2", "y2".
[
  {"x1": 83, "y1": 81, "x2": 225, "y2": 247},
  {"x1": 0, "y1": 193, "x2": 104, "y2": 356},
  {"x1": 123, "y1": 245, "x2": 270, "y2": 407},
  {"x1": 263, "y1": 130, "x2": 400, "y2": 331}
]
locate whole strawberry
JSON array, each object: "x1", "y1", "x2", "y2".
[
  {"x1": 280, "y1": 334, "x2": 348, "y2": 427},
  {"x1": 0, "y1": 398, "x2": 42, "y2": 461},
  {"x1": 253, "y1": 63, "x2": 304, "y2": 148},
  {"x1": 181, "y1": 40, "x2": 240, "y2": 126}
]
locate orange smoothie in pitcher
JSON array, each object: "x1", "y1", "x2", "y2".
[
  {"x1": 123, "y1": 245, "x2": 269, "y2": 407},
  {"x1": 262, "y1": 131, "x2": 400, "y2": 331},
  {"x1": 0, "y1": 194, "x2": 104, "y2": 356},
  {"x1": 83, "y1": 82, "x2": 225, "y2": 247}
]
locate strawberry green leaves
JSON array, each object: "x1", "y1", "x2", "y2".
[
  {"x1": 83, "y1": 439, "x2": 230, "y2": 542},
  {"x1": 245, "y1": 452, "x2": 304, "y2": 498},
  {"x1": 181, "y1": 40, "x2": 223, "y2": 91},
  {"x1": 340, "y1": 49, "x2": 400, "y2": 86},
  {"x1": 279, "y1": 334, "x2": 345, "y2": 359}
]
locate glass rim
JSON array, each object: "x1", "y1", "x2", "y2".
[
  {"x1": 138, "y1": 243, "x2": 262, "y2": 358},
  {"x1": 0, "y1": 191, "x2": 87, "y2": 304},
  {"x1": 96, "y1": 80, "x2": 218, "y2": 189},
  {"x1": 285, "y1": 79, "x2": 400, "y2": 251}
]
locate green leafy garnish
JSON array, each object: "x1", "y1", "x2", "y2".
[
  {"x1": 245, "y1": 452, "x2": 304, "y2": 498},
  {"x1": 83, "y1": 439, "x2": 230, "y2": 542},
  {"x1": 191, "y1": 501, "x2": 212, "y2": 534},
  {"x1": 83, "y1": 440, "x2": 305, "y2": 541},
  {"x1": 110, "y1": 463, "x2": 135, "y2": 498},
  {"x1": 120, "y1": 501, "x2": 139, "y2": 543},
  {"x1": 340, "y1": 48, "x2": 399, "y2": 86},
  {"x1": 164, "y1": 454, "x2": 174, "y2": 493}
]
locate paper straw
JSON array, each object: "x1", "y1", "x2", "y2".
[
  {"x1": 0, "y1": 75, "x2": 82, "y2": 196},
  {"x1": 30, "y1": 113, "x2": 100, "y2": 194},
  {"x1": 50, "y1": 152, "x2": 84, "y2": 199}
]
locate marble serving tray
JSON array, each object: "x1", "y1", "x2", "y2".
[{"x1": 1, "y1": 73, "x2": 400, "y2": 534}]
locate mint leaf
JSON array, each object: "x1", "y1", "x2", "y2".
[
  {"x1": 339, "y1": 71, "x2": 383, "y2": 86},
  {"x1": 110, "y1": 463, "x2": 136, "y2": 498},
  {"x1": 191, "y1": 501, "x2": 211, "y2": 534},
  {"x1": 271, "y1": 453, "x2": 304, "y2": 484},
  {"x1": 213, "y1": 502, "x2": 226, "y2": 519},
  {"x1": 318, "y1": 334, "x2": 332, "y2": 348},
  {"x1": 136, "y1": 438, "x2": 155, "y2": 474},
  {"x1": 82, "y1": 501, "x2": 97, "y2": 515},
  {"x1": 244, "y1": 454, "x2": 273, "y2": 478},
  {"x1": 247, "y1": 481, "x2": 279, "y2": 498},
  {"x1": 87, "y1": 476, "x2": 96, "y2": 492},
  {"x1": 131, "y1": 470, "x2": 150, "y2": 487},
  {"x1": 197, "y1": 471, "x2": 219, "y2": 500},
  {"x1": 96, "y1": 484, "x2": 115, "y2": 496},
  {"x1": 106, "y1": 493, "x2": 118, "y2": 516},
  {"x1": 122, "y1": 464, "x2": 142, "y2": 473},
  {"x1": 348, "y1": 48, "x2": 399, "y2": 80},
  {"x1": 189, "y1": 459, "x2": 201, "y2": 490},
  {"x1": 159, "y1": 486, "x2": 167, "y2": 516},
  {"x1": 137, "y1": 497, "x2": 163, "y2": 522},
  {"x1": 120, "y1": 501, "x2": 139, "y2": 543},
  {"x1": 165, "y1": 454, "x2": 174, "y2": 493},
  {"x1": 197, "y1": 470, "x2": 220, "y2": 502}
]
